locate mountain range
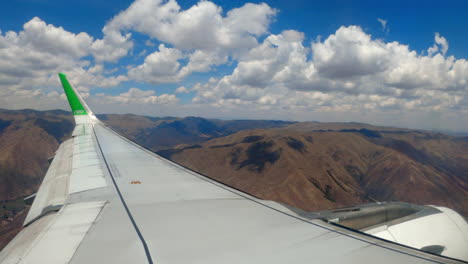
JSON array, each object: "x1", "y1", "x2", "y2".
[{"x1": 161, "y1": 123, "x2": 467, "y2": 217}]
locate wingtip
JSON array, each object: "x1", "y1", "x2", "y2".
[{"x1": 58, "y1": 73, "x2": 88, "y2": 116}]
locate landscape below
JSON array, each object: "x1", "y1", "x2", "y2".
[{"x1": 0, "y1": 109, "x2": 466, "y2": 250}]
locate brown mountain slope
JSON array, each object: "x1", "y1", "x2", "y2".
[
  {"x1": 0, "y1": 109, "x2": 74, "y2": 200},
  {"x1": 0, "y1": 109, "x2": 74, "y2": 250},
  {"x1": 162, "y1": 124, "x2": 468, "y2": 217},
  {"x1": 98, "y1": 114, "x2": 294, "y2": 151}
]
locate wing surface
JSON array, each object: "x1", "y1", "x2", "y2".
[{"x1": 0, "y1": 74, "x2": 463, "y2": 264}]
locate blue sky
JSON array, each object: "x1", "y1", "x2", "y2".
[
  {"x1": 1, "y1": 0, "x2": 467, "y2": 132},
  {"x1": 2, "y1": 0, "x2": 467, "y2": 57}
]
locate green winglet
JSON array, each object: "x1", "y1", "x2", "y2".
[{"x1": 58, "y1": 73, "x2": 87, "y2": 115}]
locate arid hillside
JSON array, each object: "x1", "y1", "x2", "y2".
[
  {"x1": 0, "y1": 109, "x2": 74, "y2": 250},
  {"x1": 0, "y1": 109, "x2": 74, "y2": 200},
  {"x1": 98, "y1": 114, "x2": 294, "y2": 151},
  {"x1": 160, "y1": 124, "x2": 468, "y2": 217}
]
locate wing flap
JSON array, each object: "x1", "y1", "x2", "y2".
[
  {"x1": 0, "y1": 201, "x2": 106, "y2": 264},
  {"x1": 24, "y1": 119, "x2": 107, "y2": 225},
  {"x1": 23, "y1": 139, "x2": 73, "y2": 225}
]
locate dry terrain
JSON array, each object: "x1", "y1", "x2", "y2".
[
  {"x1": 162, "y1": 124, "x2": 468, "y2": 216},
  {"x1": 0, "y1": 109, "x2": 74, "y2": 200},
  {"x1": 0, "y1": 109, "x2": 73, "y2": 249}
]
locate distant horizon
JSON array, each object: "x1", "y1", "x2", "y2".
[{"x1": 2, "y1": 107, "x2": 468, "y2": 135}]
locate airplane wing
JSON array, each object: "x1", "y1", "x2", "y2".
[{"x1": 0, "y1": 73, "x2": 465, "y2": 264}]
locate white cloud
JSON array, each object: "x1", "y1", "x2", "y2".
[
  {"x1": 87, "y1": 64, "x2": 104, "y2": 74},
  {"x1": 128, "y1": 44, "x2": 185, "y2": 84},
  {"x1": 107, "y1": 0, "x2": 276, "y2": 84},
  {"x1": 21, "y1": 17, "x2": 93, "y2": 58},
  {"x1": 0, "y1": 17, "x2": 92, "y2": 83},
  {"x1": 184, "y1": 49, "x2": 228, "y2": 73},
  {"x1": 90, "y1": 26, "x2": 133, "y2": 62},
  {"x1": 428, "y1": 32, "x2": 449, "y2": 56},
  {"x1": 436, "y1": 33, "x2": 449, "y2": 55},
  {"x1": 105, "y1": 0, "x2": 276, "y2": 51},
  {"x1": 100, "y1": 87, "x2": 178, "y2": 104},
  {"x1": 312, "y1": 26, "x2": 390, "y2": 78},
  {"x1": 0, "y1": 17, "x2": 128, "y2": 110},
  {"x1": 427, "y1": 43, "x2": 439, "y2": 56},
  {"x1": 224, "y1": 2, "x2": 278, "y2": 39},
  {"x1": 191, "y1": 26, "x2": 468, "y2": 117},
  {"x1": 128, "y1": 44, "x2": 228, "y2": 85},
  {"x1": 175, "y1": 86, "x2": 189, "y2": 93}
]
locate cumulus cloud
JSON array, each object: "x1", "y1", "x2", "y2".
[
  {"x1": 105, "y1": 0, "x2": 276, "y2": 51},
  {"x1": 184, "y1": 49, "x2": 228, "y2": 73},
  {"x1": 90, "y1": 26, "x2": 133, "y2": 62},
  {"x1": 21, "y1": 17, "x2": 93, "y2": 58},
  {"x1": 175, "y1": 86, "x2": 189, "y2": 93},
  {"x1": 312, "y1": 26, "x2": 391, "y2": 78},
  {"x1": 127, "y1": 44, "x2": 228, "y2": 84},
  {"x1": 128, "y1": 44, "x2": 185, "y2": 84},
  {"x1": 192, "y1": 26, "x2": 468, "y2": 115},
  {"x1": 428, "y1": 32, "x2": 449, "y2": 56},
  {"x1": 0, "y1": 17, "x2": 91, "y2": 82},
  {"x1": 0, "y1": 17, "x2": 128, "y2": 110},
  {"x1": 109, "y1": 0, "x2": 276, "y2": 84},
  {"x1": 100, "y1": 87, "x2": 178, "y2": 104}
]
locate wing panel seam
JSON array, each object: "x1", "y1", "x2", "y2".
[{"x1": 92, "y1": 124, "x2": 154, "y2": 264}]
